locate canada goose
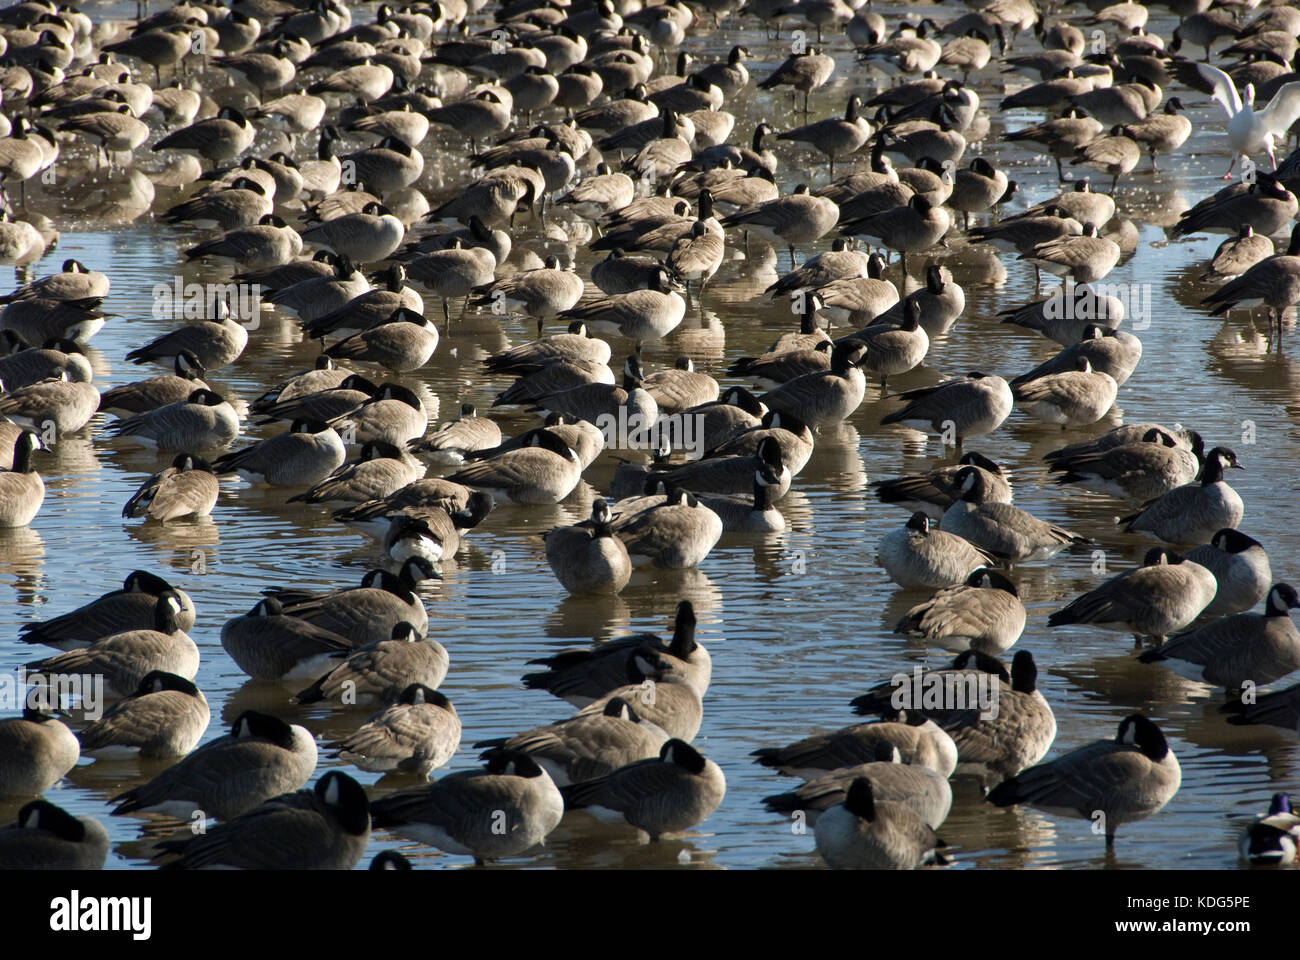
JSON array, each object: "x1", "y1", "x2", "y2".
[
  {"x1": 326, "y1": 382, "x2": 427, "y2": 449},
  {"x1": 299, "y1": 201, "x2": 405, "y2": 265},
  {"x1": 369, "y1": 749, "x2": 563, "y2": 862},
  {"x1": 1173, "y1": 175, "x2": 1298, "y2": 239},
  {"x1": 0, "y1": 118, "x2": 47, "y2": 197},
  {"x1": 761, "y1": 740, "x2": 951, "y2": 829},
  {"x1": 561, "y1": 738, "x2": 725, "y2": 838},
  {"x1": 1013, "y1": 324, "x2": 1142, "y2": 389},
  {"x1": 265, "y1": 255, "x2": 373, "y2": 324},
  {"x1": 1202, "y1": 223, "x2": 1300, "y2": 336},
  {"x1": 1185, "y1": 529, "x2": 1272, "y2": 618},
  {"x1": 162, "y1": 174, "x2": 272, "y2": 231},
  {"x1": 988, "y1": 714, "x2": 1180, "y2": 846},
  {"x1": 1201, "y1": 224, "x2": 1274, "y2": 283},
  {"x1": 77, "y1": 671, "x2": 209, "y2": 758},
  {"x1": 331, "y1": 683, "x2": 461, "y2": 776},
  {"x1": 25, "y1": 591, "x2": 199, "y2": 700},
  {"x1": 0, "y1": 370, "x2": 98, "y2": 435},
  {"x1": 695, "y1": 459, "x2": 789, "y2": 534},
  {"x1": 813, "y1": 270, "x2": 899, "y2": 331},
  {"x1": 815, "y1": 777, "x2": 947, "y2": 870},
  {"x1": 896, "y1": 568, "x2": 1026, "y2": 654},
  {"x1": 853, "y1": 650, "x2": 1056, "y2": 782},
  {"x1": 942, "y1": 468, "x2": 1086, "y2": 563},
  {"x1": 1012, "y1": 180, "x2": 1116, "y2": 230},
  {"x1": 183, "y1": 214, "x2": 301, "y2": 272},
  {"x1": 1119, "y1": 98, "x2": 1191, "y2": 172},
  {"x1": 56, "y1": 104, "x2": 149, "y2": 165},
  {"x1": 610, "y1": 487, "x2": 724, "y2": 568},
  {"x1": 18, "y1": 569, "x2": 197, "y2": 653},
  {"x1": 122, "y1": 452, "x2": 219, "y2": 521},
  {"x1": 221, "y1": 596, "x2": 354, "y2": 683},
  {"x1": 249, "y1": 356, "x2": 352, "y2": 417},
  {"x1": 1119, "y1": 447, "x2": 1245, "y2": 544},
  {"x1": 471, "y1": 256, "x2": 585, "y2": 334},
  {"x1": 998, "y1": 283, "x2": 1125, "y2": 345},
  {"x1": 557, "y1": 162, "x2": 635, "y2": 221},
  {"x1": 338, "y1": 135, "x2": 424, "y2": 198},
  {"x1": 0, "y1": 429, "x2": 43, "y2": 527},
  {"x1": 1238, "y1": 793, "x2": 1300, "y2": 865},
  {"x1": 287, "y1": 440, "x2": 418, "y2": 506},
  {"x1": 348, "y1": 102, "x2": 431, "y2": 148},
  {"x1": 730, "y1": 341, "x2": 831, "y2": 389},
  {"x1": 758, "y1": 339, "x2": 867, "y2": 430},
  {"x1": 841, "y1": 194, "x2": 950, "y2": 274},
  {"x1": 483, "y1": 322, "x2": 612, "y2": 375},
  {"x1": 113, "y1": 388, "x2": 240, "y2": 452},
  {"x1": 1193, "y1": 63, "x2": 1300, "y2": 174},
  {"x1": 1012, "y1": 355, "x2": 1118, "y2": 426},
  {"x1": 319, "y1": 306, "x2": 439, "y2": 373},
  {"x1": 125, "y1": 312, "x2": 248, "y2": 372},
  {"x1": 523, "y1": 600, "x2": 709, "y2": 706},
  {"x1": 1005, "y1": 108, "x2": 1103, "y2": 182},
  {"x1": 525, "y1": 356, "x2": 658, "y2": 437},
  {"x1": 764, "y1": 237, "x2": 871, "y2": 299},
  {"x1": 559, "y1": 268, "x2": 685, "y2": 353},
  {"x1": 879, "y1": 512, "x2": 997, "y2": 590},
  {"x1": 948, "y1": 158, "x2": 1014, "y2": 232},
  {"x1": 270, "y1": 558, "x2": 437, "y2": 648},
  {"x1": 253, "y1": 375, "x2": 380, "y2": 426},
  {"x1": 545, "y1": 498, "x2": 632, "y2": 595},
  {"x1": 885, "y1": 228, "x2": 974, "y2": 308},
  {"x1": 880, "y1": 372, "x2": 1013, "y2": 448},
  {"x1": 401, "y1": 240, "x2": 498, "y2": 324},
  {"x1": 1048, "y1": 427, "x2": 1199, "y2": 502},
  {"x1": 332, "y1": 481, "x2": 490, "y2": 541},
  {"x1": 0, "y1": 291, "x2": 104, "y2": 344},
  {"x1": 0, "y1": 707, "x2": 78, "y2": 797},
  {"x1": 1020, "y1": 222, "x2": 1121, "y2": 284},
  {"x1": 1139, "y1": 583, "x2": 1300, "y2": 690},
  {"x1": 859, "y1": 20, "x2": 944, "y2": 79},
  {"x1": 850, "y1": 298, "x2": 930, "y2": 391},
  {"x1": 103, "y1": 22, "x2": 193, "y2": 84},
  {"x1": 111, "y1": 710, "x2": 317, "y2": 822},
  {"x1": 758, "y1": 46, "x2": 835, "y2": 113},
  {"x1": 410, "y1": 403, "x2": 502, "y2": 466},
  {"x1": 446, "y1": 428, "x2": 582, "y2": 505},
  {"x1": 475, "y1": 696, "x2": 667, "y2": 788},
  {"x1": 778, "y1": 96, "x2": 872, "y2": 178},
  {"x1": 754, "y1": 710, "x2": 958, "y2": 779},
  {"x1": 1069, "y1": 125, "x2": 1141, "y2": 192},
  {"x1": 571, "y1": 653, "x2": 705, "y2": 742},
  {"x1": 252, "y1": 92, "x2": 328, "y2": 135},
  {"x1": 721, "y1": 184, "x2": 840, "y2": 268},
  {"x1": 1, "y1": 259, "x2": 109, "y2": 303},
  {"x1": 211, "y1": 418, "x2": 345, "y2": 488},
  {"x1": 871, "y1": 451, "x2": 1012, "y2": 519},
  {"x1": 424, "y1": 89, "x2": 512, "y2": 152},
  {"x1": 0, "y1": 800, "x2": 109, "y2": 869},
  {"x1": 1049, "y1": 548, "x2": 1218, "y2": 645},
  {"x1": 154, "y1": 770, "x2": 370, "y2": 870}
]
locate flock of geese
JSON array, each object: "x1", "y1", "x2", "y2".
[{"x1": 0, "y1": 0, "x2": 1297, "y2": 871}]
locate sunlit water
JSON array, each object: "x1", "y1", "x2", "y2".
[{"x1": 0, "y1": 0, "x2": 1297, "y2": 869}]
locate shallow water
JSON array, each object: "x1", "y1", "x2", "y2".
[{"x1": 1, "y1": 0, "x2": 1297, "y2": 869}]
